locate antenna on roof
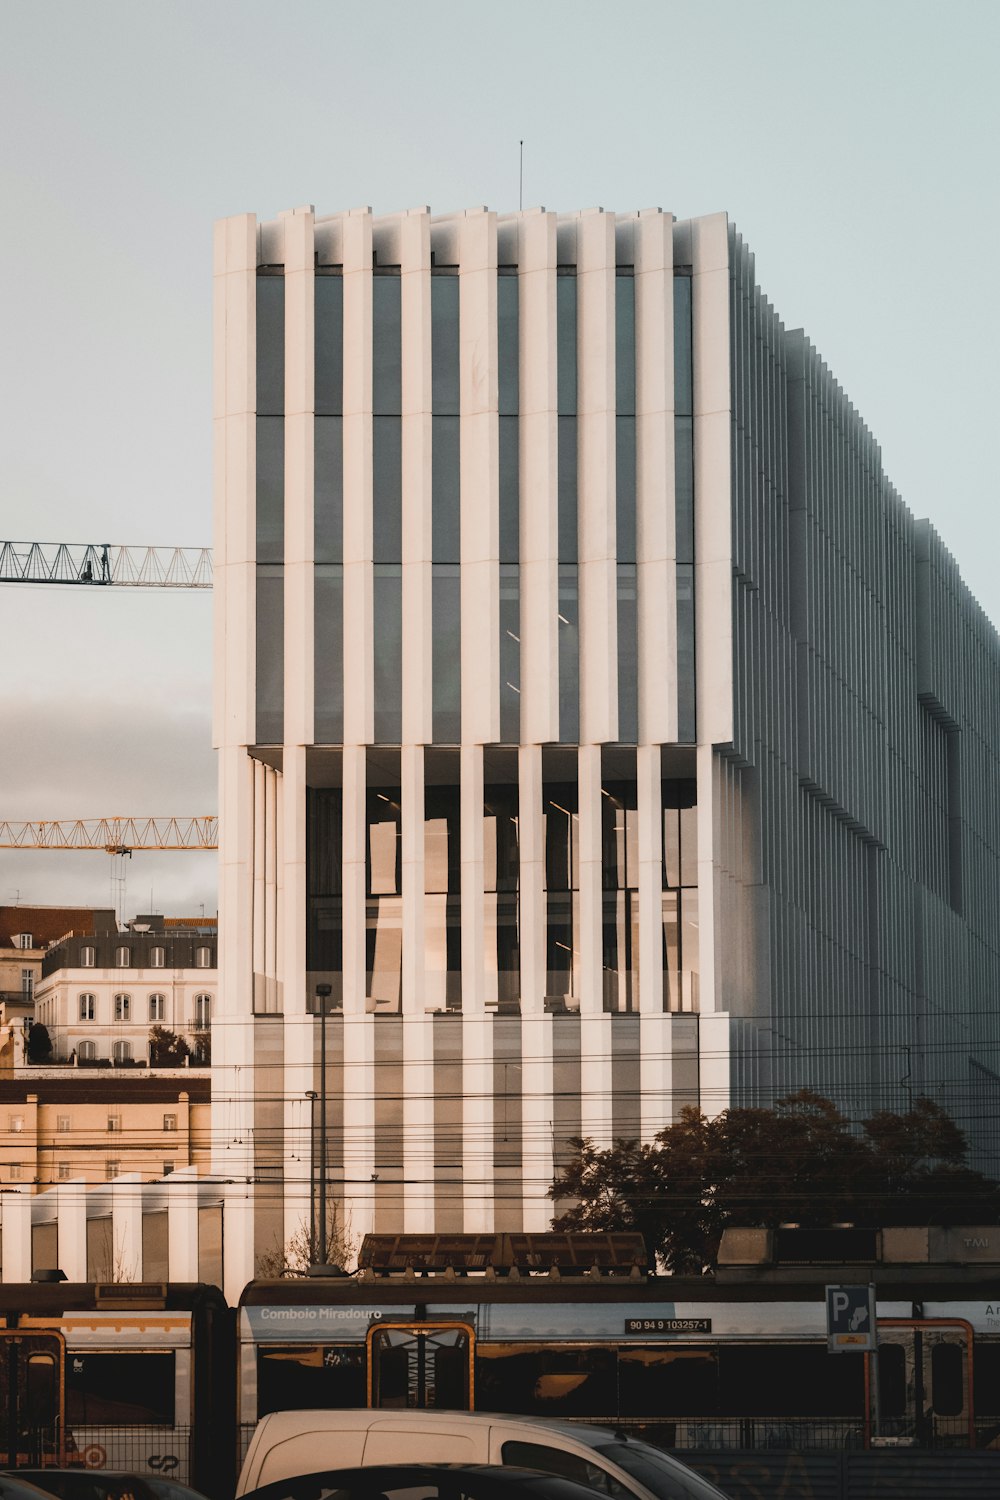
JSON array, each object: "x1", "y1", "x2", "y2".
[{"x1": 519, "y1": 140, "x2": 524, "y2": 212}]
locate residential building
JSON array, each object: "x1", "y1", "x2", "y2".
[
  {"x1": 0, "y1": 905, "x2": 116, "y2": 1033},
  {"x1": 33, "y1": 914, "x2": 216, "y2": 1066},
  {"x1": 0, "y1": 1075, "x2": 210, "y2": 1191},
  {"x1": 212, "y1": 203, "x2": 1000, "y2": 1287}
]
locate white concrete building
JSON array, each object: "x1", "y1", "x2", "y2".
[
  {"x1": 213, "y1": 204, "x2": 1000, "y2": 1288},
  {"x1": 33, "y1": 918, "x2": 216, "y2": 1066}
]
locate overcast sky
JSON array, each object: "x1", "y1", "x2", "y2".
[{"x1": 0, "y1": 0, "x2": 997, "y2": 918}]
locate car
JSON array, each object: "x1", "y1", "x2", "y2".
[
  {"x1": 241, "y1": 1464, "x2": 652, "y2": 1500},
  {"x1": 0, "y1": 1476, "x2": 65, "y2": 1500},
  {"x1": 236, "y1": 1412, "x2": 730, "y2": 1500},
  {"x1": 5, "y1": 1473, "x2": 203, "y2": 1500}
]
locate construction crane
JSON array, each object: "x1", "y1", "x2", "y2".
[
  {"x1": 0, "y1": 541, "x2": 212, "y2": 588},
  {"x1": 0, "y1": 817, "x2": 219, "y2": 854}
]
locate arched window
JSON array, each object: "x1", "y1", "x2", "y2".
[
  {"x1": 148, "y1": 993, "x2": 165, "y2": 1021},
  {"x1": 194, "y1": 994, "x2": 212, "y2": 1028},
  {"x1": 78, "y1": 1040, "x2": 97, "y2": 1061},
  {"x1": 79, "y1": 994, "x2": 96, "y2": 1021},
  {"x1": 115, "y1": 946, "x2": 131, "y2": 968},
  {"x1": 150, "y1": 946, "x2": 166, "y2": 968},
  {"x1": 112, "y1": 1040, "x2": 132, "y2": 1064},
  {"x1": 114, "y1": 994, "x2": 131, "y2": 1022},
  {"x1": 194, "y1": 947, "x2": 212, "y2": 968},
  {"x1": 80, "y1": 945, "x2": 96, "y2": 968}
]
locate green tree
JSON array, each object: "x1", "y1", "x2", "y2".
[
  {"x1": 148, "y1": 1025, "x2": 190, "y2": 1067},
  {"x1": 26, "y1": 1021, "x2": 52, "y2": 1064}
]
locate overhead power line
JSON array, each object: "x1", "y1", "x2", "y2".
[{"x1": 0, "y1": 541, "x2": 212, "y2": 588}]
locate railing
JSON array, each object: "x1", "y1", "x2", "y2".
[{"x1": 571, "y1": 1417, "x2": 867, "y2": 1450}]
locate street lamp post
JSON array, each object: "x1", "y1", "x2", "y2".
[
  {"x1": 315, "y1": 983, "x2": 333, "y2": 1266},
  {"x1": 305, "y1": 1090, "x2": 318, "y2": 1265}
]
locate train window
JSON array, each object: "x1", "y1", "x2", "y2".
[
  {"x1": 619, "y1": 1346, "x2": 718, "y2": 1417},
  {"x1": 66, "y1": 1351, "x2": 175, "y2": 1425},
  {"x1": 973, "y1": 1342, "x2": 1000, "y2": 1416},
  {"x1": 718, "y1": 1345, "x2": 864, "y2": 1418},
  {"x1": 878, "y1": 1343, "x2": 907, "y2": 1420},
  {"x1": 931, "y1": 1342, "x2": 964, "y2": 1417},
  {"x1": 258, "y1": 1345, "x2": 365, "y2": 1414},
  {"x1": 25, "y1": 1354, "x2": 58, "y2": 1426},
  {"x1": 475, "y1": 1344, "x2": 616, "y2": 1417}
]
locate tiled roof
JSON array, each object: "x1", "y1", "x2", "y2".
[{"x1": 0, "y1": 907, "x2": 117, "y2": 950}]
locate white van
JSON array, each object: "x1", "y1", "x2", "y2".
[{"x1": 236, "y1": 1410, "x2": 729, "y2": 1500}]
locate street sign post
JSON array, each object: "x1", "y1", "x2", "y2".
[{"x1": 827, "y1": 1283, "x2": 880, "y2": 1439}]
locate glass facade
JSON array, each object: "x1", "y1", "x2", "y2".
[
  {"x1": 373, "y1": 273, "x2": 402, "y2": 743},
  {"x1": 498, "y1": 270, "x2": 520, "y2": 743},
  {"x1": 602, "y1": 749, "x2": 639, "y2": 1012},
  {"x1": 543, "y1": 750, "x2": 579, "y2": 1006},
  {"x1": 484, "y1": 747, "x2": 520, "y2": 1011},
  {"x1": 663, "y1": 776, "x2": 699, "y2": 1011},
  {"x1": 425, "y1": 750, "x2": 462, "y2": 1011},
  {"x1": 315, "y1": 270, "x2": 344, "y2": 742}
]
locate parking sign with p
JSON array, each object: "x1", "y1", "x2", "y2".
[{"x1": 826, "y1": 1284, "x2": 877, "y2": 1352}]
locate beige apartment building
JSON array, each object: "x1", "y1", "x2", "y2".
[{"x1": 0, "y1": 1074, "x2": 210, "y2": 1190}]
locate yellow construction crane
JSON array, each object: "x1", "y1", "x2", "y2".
[
  {"x1": 0, "y1": 817, "x2": 219, "y2": 854},
  {"x1": 0, "y1": 541, "x2": 212, "y2": 587}
]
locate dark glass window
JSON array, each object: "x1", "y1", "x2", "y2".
[
  {"x1": 718, "y1": 1344, "x2": 864, "y2": 1418},
  {"x1": 674, "y1": 417, "x2": 694, "y2": 563},
  {"x1": 432, "y1": 417, "x2": 461, "y2": 563},
  {"x1": 372, "y1": 273, "x2": 401, "y2": 414},
  {"x1": 485, "y1": 749, "x2": 520, "y2": 1010},
  {"x1": 256, "y1": 565, "x2": 283, "y2": 744},
  {"x1": 66, "y1": 1351, "x2": 175, "y2": 1426},
  {"x1": 499, "y1": 417, "x2": 519, "y2": 564},
  {"x1": 616, "y1": 417, "x2": 636, "y2": 564},
  {"x1": 314, "y1": 564, "x2": 344, "y2": 743},
  {"x1": 556, "y1": 272, "x2": 577, "y2": 416},
  {"x1": 431, "y1": 271, "x2": 460, "y2": 415},
  {"x1": 602, "y1": 758, "x2": 638, "y2": 1012},
  {"x1": 432, "y1": 564, "x2": 462, "y2": 743},
  {"x1": 373, "y1": 565, "x2": 402, "y2": 743},
  {"x1": 879, "y1": 1342, "x2": 907, "y2": 1419},
  {"x1": 558, "y1": 566, "x2": 579, "y2": 744},
  {"x1": 314, "y1": 418, "x2": 343, "y2": 564},
  {"x1": 498, "y1": 271, "x2": 519, "y2": 416},
  {"x1": 367, "y1": 760, "x2": 402, "y2": 1012},
  {"x1": 615, "y1": 271, "x2": 636, "y2": 414},
  {"x1": 256, "y1": 273, "x2": 284, "y2": 415},
  {"x1": 557, "y1": 417, "x2": 578, "y2": 564},
  {"x1": 373, "y1": 417, "x2": 402, "y2": 564},
  {"x1": 673, "y1": 272, "x2": 693, "y2": 417},
  {"x1": 256, "y1": 417, "x2": 284, "y2": 564},
  {"x1": 307, "y1": 787, "x2": 343, "y2": 993},
  {"x1": 544, "y1": 759, "x2": 579, "y2": 1003},
  {"x1": 618, "y1": 1346, "x2": 718, "y2": 1418},
  {"x1": 499, "y1": 565, "x2": 520, "y2": 743},
  {"x1": 314, "y1": 272, "x2": 343, "y2": 415},
  {"x1": 425, "y1": 766, "x2": 462, "y2": 1010},
  {"x1": 258, "y1": 1345, "x2": 365, "y2": 1415},
  {"x1": 478, "y1": 1344, "x2": 615, "y2": 1417},
  {"x1": 677, "y1": 563, "x2": 695, "y2": 742},
  {"x1": 617, "y1": 565, "x2": 637, "y2": 744},
  {"x1": 932, "y1": 1342, "x2": 964, "y2": 1417}
]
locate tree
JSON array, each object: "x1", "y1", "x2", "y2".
[
  {"x1": 257, "y1": 1203, "x2": 356, "y2": 1278},
  {"x1": 148, "y1": 1025, "x2": 190, "y2": 1067},
  {"x1": 26, "y1": 1021, "x2": 52, "y2": 1064},
  {"x1": 550, "y1": 1093, "x2": 1000, "y2": 1272}
]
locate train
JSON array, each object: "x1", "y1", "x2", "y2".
[{"x1": 2, "y1": 1229, "x2": 1000, "y2": 1497}]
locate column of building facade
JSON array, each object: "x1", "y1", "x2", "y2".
[
  {"x1": 517, "y1": 211, "x2": 559, "y2": 1226},
  {"x1": 280, "y1": 207, "x2": 316, "y2": 1245},
  {"x1": 213, "y1": 211, "x2": 262, "y2": 1291},
  {"x1": 635, "y1": 209, "x2": 675, "y2": 1129},
  {"x1": 340, "y1": 210, "x2": 377, "y2": 1242}
]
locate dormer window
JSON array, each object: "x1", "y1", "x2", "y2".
[
  {"x1": 150, "y1": 946, "x2": 165, "y2": 968},
  {"x1": 15, "y1": 934, "x2": 32, "y2": 950},
  {"x1": 115, "y1": 946, "x2": 131, "y2": 968},
  {"x1": 80, "y1": 945, "x2": 96, "y2": 967},
  {"x1": 194, "y1": 946, "x2": 212, "y2": 968}
]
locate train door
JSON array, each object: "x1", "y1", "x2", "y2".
[
  {"x1": 367, "y1": 1321, "x2": 474, "y2": 1411},
  {"x1": 875, "y1": 1319, "x2": 973, "y2": 1446},
  {"x1": 0, "y1": 1331, "x2": 66, "y2": 1467}
]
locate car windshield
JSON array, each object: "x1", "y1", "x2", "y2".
[{"x1": 594, "y1": 1444, "x2": 729, "y2": 1500}]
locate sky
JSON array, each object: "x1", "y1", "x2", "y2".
[{"x1": 0, "y1": 0, "x2": 997, "y2": 919}]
